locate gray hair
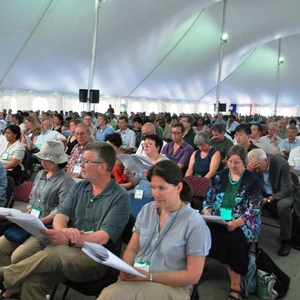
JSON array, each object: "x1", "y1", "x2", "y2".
[
  {"x1": 75, "y1": 123, "x2": 91, "y2": 133},
  {"x1": 226, "y1": 145, "x2": 249, "y2": 166},
  {"x1": 194, "y1": 132, "x2": 211, "y2": 146},
  {"x1": 268, "y1": 122, "x2": 279, "y2": 131},
  {"x1": 248, "y1": 148, "x2": 267, "y2": 162},
  {"x1": 84, "y1": 142, "x2": 116, "y2": 172}
]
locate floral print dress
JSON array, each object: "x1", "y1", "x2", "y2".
[{"x1": 203, "y1": 169, "x2": 263, "y2": 243}]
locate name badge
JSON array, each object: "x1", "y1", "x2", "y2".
[
  {"x1": 31, "y1": 206, "x2": 42, "y2": 218},
  {"x1": 134, "y1": 261, "x2": 150, "y2": 272},
  {"x1": 134, "y1": 189, "x2": 144, "y2": 200},
  {"x1": 73, "y1": 164, "x2": 82, "y2": 175},
  {"x1": 220, "y1": 207, "x2": 232, "y2": 221},
  {"x1": 84, "y1": 228, "x2": 94, "y2": 233},
  {"x1": 1, "y1": 152, "x2": 9, "y2": 160}
]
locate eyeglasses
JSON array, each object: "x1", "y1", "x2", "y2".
[
  {"x1": 75, "y1": 132, "x2": 88, "y2": 137},
  {"x1": 171, "y1": 131, "x2": 183, "y2": 135},
  {"x1": 227, "y1": 160, "x2": 243, "y2": 166},
  {"x1": 81, "y1": 158, "x2": 104, "y2": 165},
  {"x1": 144, "y1": 142, "x2": 155, "y2": 147}
]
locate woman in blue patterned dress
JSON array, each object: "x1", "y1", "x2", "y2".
[{"x1": 202, "y1": 144, "x2": 262, "y2": 300}]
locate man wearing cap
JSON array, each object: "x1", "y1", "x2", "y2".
[{"x1": 0, "y1": 142, "x2": 130, "y2": 299}]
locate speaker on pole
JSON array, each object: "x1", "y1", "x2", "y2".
[
  {"x1": 79, "y1": 89, "x2": 88, "y2": 103},
  {"x1": 90, "y1": 89, "x2": 100, "y2": 103}
]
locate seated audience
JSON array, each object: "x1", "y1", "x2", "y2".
[
  {"x1": 185, "y1": 132, "x2": 220, "y2": 179},
  {"x1": 116, "y1": 115, "x2": 136, "y2": 154},
  {"x1": 288, "y1": 145, "x2": 300, "y2": 168},
  {"x1": 181, "y1": 115, "x2": 196, "y2": 149},
  {"x1": 162, "y1": 122, "x2": 193, "y2": 172},
  {"x1": 105, "y1": 133, "x2": 132, "y2": 190},
  {"x1": 65, "y1": 119, "x2": 81, "y2": 156},
  {"x1": 158, "y1": 118, "x2": 172, "y2": 142},
  {"x1": 98, "y1": 160, "x2": 211, "y2": 300},
  {"x1": 51, "y1": 114, "x2": 65, "y2": 134},
  {"x1": 278, "y1": 118, "x2": 288, "y2": 139},
  {"x1": 0, "y1": 140, "x2": 74, "y2": 299},
  {"x1": 260, "y1": 122, "x2": 282, "y2": 148},
  {"x1": 248, "y1": 148, "x2": 293, "y2": 256},
  {"x1": 0, "y1": 125, "x2": 25, "y2": 183},
  {"x1": 210, "y1": 124, "x2": 233, "y2": 166},
  {"x1": 193, "y1": 117, "x2": 211, "y2": 136},
  {"x1": 235, "y1": 124, "x2": 258, "y2": 152},
  {"x1": 67, "y1": 124, "x2": 93, "y2": 178},
  {"x1": 95, "y1": 114, "x2": 114, "y2": 142},
  {"x1": 21, "y1": 116, "x2": 41, "y2": 151},
  {"x1": 278, "y1": 127, "x2": 300, "y2": 160},
  {"x1": 84, "y1": 112, "x2": 97, "y2": 137},
  {"x1": 0, "y1": 142, "x2": 130, "y2": 299},
  {"x1": 203, "y1": 145, "x2": 262, "y2": 300},
  {"x1": 125, "y1": 135, "x2": 168, "y2": 217},
  {"x1": 12, "y1": 114, "x2": 26, "y2": 133}
]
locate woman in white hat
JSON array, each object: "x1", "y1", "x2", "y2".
[{"x1": 0, "y1": 140, "x2": 75, "y2": 285}]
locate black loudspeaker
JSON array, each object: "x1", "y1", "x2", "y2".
[
  {"x1": 219, "y1": 103, "x2": 227, "y2": 112},
  {"x1": 79, "y1": 89, "x2": 88, "y2": 103},
  {"x1": 90, "y1": 90, "x2": 100, "y2": 103}
]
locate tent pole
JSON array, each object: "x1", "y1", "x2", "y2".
[
  {"x1": 215, "y1": 0, "x2": 227, "y2": 115},
  {"x1": 87, "y1": 0, "x2": 101, "y2": 112},
  {"x1": 274, "y1": 38, "x2": 282, "y2": 116}
]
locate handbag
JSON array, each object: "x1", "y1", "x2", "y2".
[
  {"x1": 256, "y1": 269, "x2": 277, "y2": 300},
  {"x1": 256, "y1": 248, "x2": 290, "y2": 298},
  {"x1": 4, "y1": 225, "x2": 31, "y2": 244}
]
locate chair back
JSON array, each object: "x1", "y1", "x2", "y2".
[
  {"x1": 185, "y1": 176, "x2": 211, "y2": 198},
  {"x1": 291, "y1": 171, "x2": 300, "y2": 187},
  {"x1": 122, "y1": 214, "x2": 135, "y2": 245},
  {"x1": 8, "y1": 182, "x2": 34, "y2": 208},
  {"x1": 4, "y1": 176, "x2": 14, "y2": 207}
]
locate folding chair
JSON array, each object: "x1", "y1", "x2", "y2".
[
  {"x1": 185, "y1": 176, "x2": 211, "y2": 211},
  {"x1": 52, "y1": 214, "x2": 136, "y2": 300},
  {"x1": 8, "y1": 181, "x2": 33, "y2": 208},
  {"x1": 4, "y1": 176, "x2": 14, "y2": 208}
]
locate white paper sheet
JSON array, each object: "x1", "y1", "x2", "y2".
[
  {"x1": 5, "y1": 213, "x2": 48, "y2": 238},
  {"x1": 0, "y1": 208, "x2": 21, "y2": 217},
  {"x1": 202, "y1": 215, "x2": 228, "y2": 225},
  {"x1": 25, "y1": 135, "x2": 37, "y2": 149},
  {"x1": 82, "y1": 242, "x2": 146, "y2": 278},
  {"x1": 117, "y1": 154, "x2": 153, "y2": 173}
]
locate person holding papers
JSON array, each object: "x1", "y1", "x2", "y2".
[
  {"x1": 20, "y1": 116, "x2": 41, "y2": 151},
  {"x1": 98, "y1": 160, "x2": 211, "y2": 300},
  {"x1": 0, "y1": 140, "x2": 74, "y2": 273},
  {"x1": 202, "y1": 145, "x2": 262, "y2": 300},
  {"x1": 0, "y1": 142, "x2": 130, "y2": 299},
  {"x1": 124, "y1": 134, "x2": 168, "y2": 217}
]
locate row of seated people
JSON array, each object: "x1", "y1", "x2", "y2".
[{"x1": 0, "y1": 135, "x2": 295, "y2": 300}]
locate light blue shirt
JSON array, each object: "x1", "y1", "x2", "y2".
[
  {"x1": 35, "y1": 130, "x2": 66, "y2": 149},
  {"x1": 278, "y1": 138, "x2": 300, "y2": 152},
  {"x1": 95, "y1": 126, "x2": 114, "y2": 142}
]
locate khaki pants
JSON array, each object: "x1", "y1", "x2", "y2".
[
  {"x1": 1, "y1": 244, "x2": 109, "y2": 300},
  {"x1": 98, "y1": 281, "x2": 190, "y2": 300},
  {"x1": 0, "y1": 235, "x2": 42, "y2": 266}
]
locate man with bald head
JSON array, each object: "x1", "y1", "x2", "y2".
[{"x1": 135, "y1": 122, "x2": 167, "y2": 157}]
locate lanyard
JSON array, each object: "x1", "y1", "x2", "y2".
[{"x1": 141, "y1": 202, "x2": 182, "y2": 262}]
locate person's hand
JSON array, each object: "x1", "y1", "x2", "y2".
[
  {"x1": 226, "y1": 221, "x2": 237, "y2": 232},
  {"x1": 262, "y1": 197, "x2": 268, "y2": 205},
  {"x1": 42, "y1": 229, "x2": 69, "y2": 245},
  {"x1": 119, "y1": 268, "x2": 149, "y2": 282},
  {"x1": 247, "y1": 158, "x2": 260, "y2": 171},
  {"x1": 62, "y1": 227, "x2": 84, "y2": 243}
]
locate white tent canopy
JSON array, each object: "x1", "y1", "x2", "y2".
[{"x1": 1, "y1": 0, "x2": 300, "y2": 115}]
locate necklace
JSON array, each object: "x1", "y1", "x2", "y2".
[{"x1": 228, "y1": 169, "x2": 245, "y2": 185}]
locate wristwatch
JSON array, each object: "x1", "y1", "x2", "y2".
[{"x1": 267, "y1": 198, "x2": 271, "y2": 203}]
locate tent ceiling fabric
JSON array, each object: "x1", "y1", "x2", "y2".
[{"x1": 0, "y1": 0, "x2": 300, "y2": 107}]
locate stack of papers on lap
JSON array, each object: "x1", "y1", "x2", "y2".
[
  {"x1": 25, "y1": 135, "x2": 37, "y2": 148},
  {"x1": 117, "y1": 154, "x2": 153, "y2": 173},
  {"x1": 202, "y1": 215, "x2": 228, "y2": 225},
  {"x1": 82, "y1": 242, "x2": 146, "y2": 278},
  {"x1": 0, "y1": 208, "x2": 48, "y2": 238}
]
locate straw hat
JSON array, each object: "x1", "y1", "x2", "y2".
[{"x1": 34, "y1": 140, "x2": 68, "y2": 164}]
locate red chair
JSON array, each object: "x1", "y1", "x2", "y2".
[{"x1": 8, "y1": 182, "x2": 33, "y2": 208}]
